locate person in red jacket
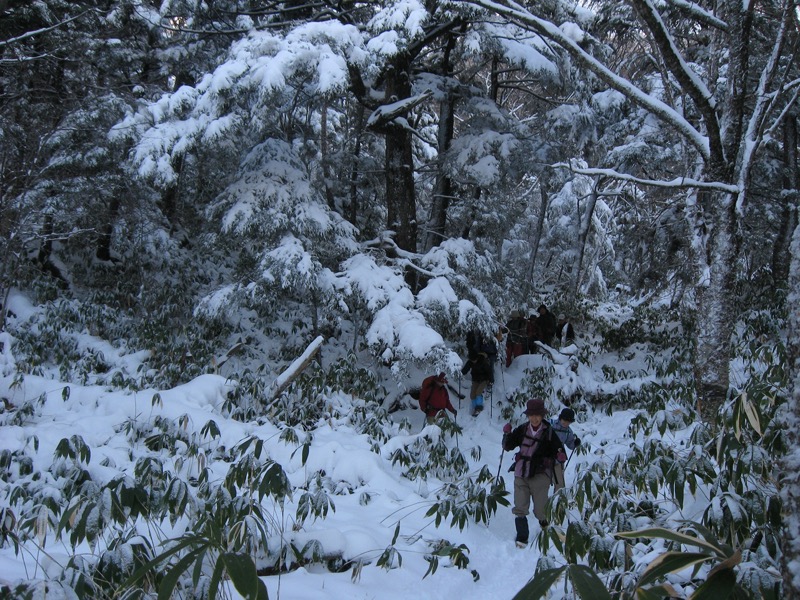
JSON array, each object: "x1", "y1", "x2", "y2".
[{"x1": 419, "y1": 372, "x2": 458, "y2": 424}]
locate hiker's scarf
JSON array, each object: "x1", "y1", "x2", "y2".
[{"x1": 515, "y1": 423, "x2": 543, "y2": 478}]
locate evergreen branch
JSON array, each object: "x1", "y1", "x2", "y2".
[{"x1": 0, "y1": 9, "x2": 95, "y2": 48}]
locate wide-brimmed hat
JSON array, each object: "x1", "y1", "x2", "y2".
[
  {"x1": 558, "y1": 408, "x2": 575, "y2": 422},
  {"x1": 524, "y1": 398, "x2": 546, "y2": 416}
]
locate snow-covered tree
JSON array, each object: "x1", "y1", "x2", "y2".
[{"x1": 465, "y1": 0, "x2": 800, "y2": 420}]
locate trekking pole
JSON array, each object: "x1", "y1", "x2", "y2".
[
  {"x1": 449, "y1": 410, "x2": 460, "y2": 449},
  {"x1": 495, "y1": 448, "x2": 505, "y2": 483},
  {"x1": 563, "y1": 447, "x2": 576, "y2": 471},
  {"x1": 458, "y1": 373, "x2": 462, "y2": 410},
  {"x1": 499, "y1": 358, "x2": 507, "y2": 401}
]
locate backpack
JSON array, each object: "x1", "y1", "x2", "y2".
[{"x1": 418, "y1": 375, "x2": 439, "y2": 409}]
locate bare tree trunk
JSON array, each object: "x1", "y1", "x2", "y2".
[
  {"x1": 347, "y1": 103, "x2": 366, "y2": 226},
  {"x1": 96, "y1": 191, "x2": 121, "y2": 262},
  {"x1": 384, "y1": 55, "x2": 417, "y2": 252},
  {"x1": 320, "y1": 100, "x2": 336, "y2": 211},
  {"x1": 780, "y1": 217, "x2": 800, "y2": 598},
  {"x1": 36, "y1": 213, "x2": 67, "y2": 284},
  {"x1": 692, "y1": 191, "x2": 737, "y2": 423},
  {"x1": 424, "y1": 94, "x2": 455, "y2": 251},
  {"x1": 159, "y1": 154, "x2": 184, "y2": 226},
  {"x1": 573, "y1": 182, "x2": 599, "y2": 295},
  {"x1": 772, "y1": 113, "x2": 798, "y2": 285},
  {"x1": 424, "y1": 33, "x2": 458, "y2": 252},
  {"x1": 527, "y1": 183, "x2": 549, "y2": 286},
  {"x1": 385, "y1": 127, "x2": 417, "y2": 251}
]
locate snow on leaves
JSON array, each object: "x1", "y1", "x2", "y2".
[
  {"x1": 121, "y1": 21, "x2": 367, "y2": 186},
  {"x1": 367, "y1": 0, "x2": 430, "y2": 43}
]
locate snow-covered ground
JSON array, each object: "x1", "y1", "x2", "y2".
[
  {"x1": 0, "y1": 348, "x2": 652, "y2": 599},
  {"x1": 0, "y1": 290, "x2": 720, "y2": 599}
]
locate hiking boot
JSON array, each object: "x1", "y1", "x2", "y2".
[
  {"x1": 471, "y1": 406, "x2": 483, "y2": 417},
  {"x1": 514, "y1": 517, "x2": 529, "y2": 547}
]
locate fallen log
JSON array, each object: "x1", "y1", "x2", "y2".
[{"x1": 269, "y1": 335, "x2": 324, "y2": 400}]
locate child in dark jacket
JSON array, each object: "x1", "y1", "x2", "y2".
[
  {"x1": 461, "y1": 352, "x2": 493, "y2": 416},
  {"x1": 548, "y1": 407, "x2": 581, "y2": 492}
]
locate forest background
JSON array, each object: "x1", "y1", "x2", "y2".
[{"x1": 1, "y1": 0, "x2": 800, "y2": 598}]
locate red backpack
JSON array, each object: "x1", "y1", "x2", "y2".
[{"x1": 418, "y1": 375, "x2": 439, "y2": 411}]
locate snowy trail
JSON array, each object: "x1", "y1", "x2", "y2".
[{"x1": 0, "y1": 349, "x2": 638, "y2": 600}]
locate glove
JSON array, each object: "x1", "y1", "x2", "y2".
[
  {"x1": 574, "y1": 437, "x2": 581, "y2": 447},
  {"x1": 452, "y1": 409, "x2": 458, "y2": 416},
  {"x1": 503, "y1": 423, "x2": 512, "y2": 434},
  {"x1": 556, "y1": 451, "x2": 567, "y2": 463},
  {"x1": 458, "y1": 393, "x2": 466, "y2": 400}
]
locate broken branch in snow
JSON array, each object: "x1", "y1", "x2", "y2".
[
  {"x1": 270, "y1": 335, "x2": 324, "y2": 400},
  {"x1": 212, "y1": 340, "x2": 246, "y2": 371}
]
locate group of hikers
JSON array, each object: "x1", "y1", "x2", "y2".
[
  {"x1": 415, "y1": 304, "x2": 582, "y2": 547},
  {"x1": 419, "y1": 304, "x2": 577, "y2": 420},
  {"x1": 417, "y1": 385, "x2": 583, "y2": 547},
  {"x1": 504, "y1": 304, "x2": 575, "y2": 367}
]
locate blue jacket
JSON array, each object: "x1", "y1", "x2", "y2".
[{"x1": 548, "y1": 418, "x2": 578, "y2": 451}]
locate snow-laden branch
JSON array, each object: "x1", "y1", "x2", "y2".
[
  {"x1": 735, "y1": 0, "x2": 796, "y2": 215},
  {"x1": 553, "y1": 162, "x2": 740, "y2": 193},
  {"x1": 764, "y1": 86, "x2": 800, "y2": 140},
  {"x1": 664, "y1": 0, "x2": 728, "y2": 31},
  {"x1": 366, "y1": 91, "x2": 433, "y2": 129},
  {"x1": 630, "y1": 0, "x2": 722, "y2": 162},
  {"x1": 362, "y1": 233, "x2": 440, "y2": 278},
  {"x1": 463, "y1": 0, "x2": 711, "y2": 160}
]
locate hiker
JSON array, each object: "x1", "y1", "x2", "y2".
[
  {"x1": 461, "y1": 351, "x2": 493, "y2": 416},
  {"x1": 549, "y1": 407, "x2": 581, "y2": 493},
  {"x1": 535, "y1": 304, "x2": 557, "y2": 345},
  {"x1": 466, "y1": 329, "x2": 481, "y2": 359},
  {"x1": 556, "y1": 314, "x2": 575, "y2": 347},
  {"x1": 526, "y1": 313, "x2": 540, "y2": 354},
  {"x1": 418, "y1": 372, "x2": 458, "y2": 424},
  {"x1": 480, "y1": 334, "x2": 499, "y2": 374},
  {"x1": 502, "y1": 398, "x2": 563, "y2": 547},
  {"x1": 503, "y1": 310, "x2": 528, "y2": 366},
  {"x1": 466, "y1": 329, "x2": 498, "y2": 371}
]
